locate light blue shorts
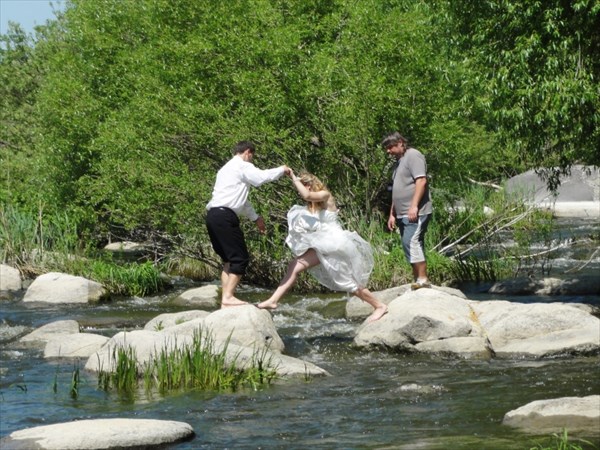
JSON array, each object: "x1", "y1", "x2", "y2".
[{"x1": 397, "y1": 214, "x2": 431, "y2": 264}]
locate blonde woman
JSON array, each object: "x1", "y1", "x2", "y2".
[{"x1": 258, "y1": 170, "x2": 388, "y2": 323}]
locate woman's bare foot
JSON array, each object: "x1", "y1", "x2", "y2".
[
  {"x1": 257, "y1": 299, "x2": 279, "y2": 310},
  {"x1": 366, "y1": 305, "x2": 388, "y2": 323},
  {"x1": 221, "y1": 297, "x2": 249, "y2": 308}
]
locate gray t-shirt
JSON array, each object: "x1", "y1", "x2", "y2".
[{"x1": 392, "y1": 147, "x2": 433, "y2": 217}]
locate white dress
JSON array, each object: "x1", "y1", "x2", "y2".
[{"x1": 285, "y1": 205, "x2": 374, "y2": 293}]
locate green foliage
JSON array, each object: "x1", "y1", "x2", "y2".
[
  {"x1": 441, "y1": 0, "x2": 600, "y2": 190},
  {"x1": 0, "y1": 24, "x2": 43, "y2": 206},
  {"x1": 428, "y1": 185, "x2": 554, "y2": 282},
  {"x1": 97, "y1": 345, "x2": 138, "y2": 394},
  {"x1": 163, "y1": 256, "x2": 217, "y2": 281},
  {"x1": 0, "y1": 16, "x2": 67, "y2": 206},
  {"x1": 2, "y1": 0, "x2": 594, "y2": 290},
  {"x1": 511, "y1": 209, "x2": 556, "y2": 276},
  {"x1": 25, "y1": 0, "x2": 504, "y2": 250},
  {"x1": 69, "y1": 365, "x2": 80, "y2": 399}
]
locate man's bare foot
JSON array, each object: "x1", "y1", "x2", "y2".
[
  {"x1": 257, "y1": 299, "x2": 278, "y2": 310},
  {"x1": 366, "y1": 305, "x2": 388, "y2": 323},
  {"x1": 221, "y1": 297, "x2": 249, "y2": 308}
]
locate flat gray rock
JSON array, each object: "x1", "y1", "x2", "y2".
[
  {"x1": 144, "y1": 310, "x2": 210, "y2": 331},
  {"x1": 0, "y1": 418, "x2": 194, "y2": 449},
  {"x1": 354, "y1": 289, "x2": 599, "y2": 358},
  {"x1": 503, "y1": 395, "x2": 600, "y2": 434},
  {"x1": 19, "y1": 320, "x2": 81, "y2": 348},
  {"x1": 346, "y1": 284, "x2": 466, "y2": 321}
]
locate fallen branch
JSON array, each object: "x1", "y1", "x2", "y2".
[
  {"x1": 437, "y1": 204, "x2": 538, "y2": 257},
  {"x1": 467, "y1": 177, "x2": 503, "y2": 191},
  {"x1": 564, "y1": 245, "x2": 600, "y2": 274}
]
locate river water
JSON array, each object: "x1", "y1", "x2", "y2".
[{"x1": 1, "y1": 218, "x2": 599, "y2": 449}]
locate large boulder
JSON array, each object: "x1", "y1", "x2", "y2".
[
  {"x1": 354, "y1": 289, "x2": 491, "y2": 359},
  {"x1": 202, "y1": 305, "x2": 285, "y2": 353},
  {"x1": 503, "y1": 395, "x2": 600, "y2": 434},
  {"x1": 346, "y1": 285, "x2": 411, "y2": 320},
  {"x1": 346, "y1": 284, "x2": 467, "y2": 321},
  {"x1": 353, "y1": 289, "x2": 600, "y2": 359},
  {"x1": 0, "y1": 418, "x2": 194, "y2": 449},
  {"x1": 414, "y1": 336, "x2": 492, "y2": 359},
  {"x1": 472, "y1": 300, "x2": 600, "y2": 358},
  {"x1": 84, "y1": 329, "x2": 193, "y2": 372},
  {"x1": 0, "y1": 264, "x2": 22, "y2": 292},
  {"x1": 23, "y1": 272, "x2": 109, "y2": 304},
  {"x1": 86, "y1": 306, "x2": 328, "y2": 379},
  {"x1": 221, "y1": 342, "x2": 330, "y2": 378},
  {"x1": 505, "y1": 165, "x2": 599, "y2": 218},
  {"x1": 143, "y1": 306, "x2": 284, "y2": 353},
  {"x1": 44, "y1": 333, "x2": 109, "y2": 358}
]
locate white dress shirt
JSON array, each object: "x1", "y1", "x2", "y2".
[{"x1": 206, "y1": 155, "x2": 285, "y2": 221}]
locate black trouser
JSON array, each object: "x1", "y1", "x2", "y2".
[{"x1": 206, "y1": 207, "x2": 249, "y2": 275}]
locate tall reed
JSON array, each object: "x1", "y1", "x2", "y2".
[
  {"x1": 97, "y1": 345, "x2": 139, "y2": 394},
  {"x1": 0, "y1": 203, "x2": 80, "y2": 273},
  {"x1": 1, "y1": 203, "x2": 164, "y2": 296}
]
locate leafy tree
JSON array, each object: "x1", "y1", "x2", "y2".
[
  {"x1": 30, "y1": 0, "x2": 503, "y2": 268},
  {"x1": 441, "y1": 0, "x2": 600, "y2": 190},
  {"x1": 298, "y1": 0, "x2": 502, "y2": 206},
  {"x1": 0, "y1": 24, "x2": 43, "y2": 205}
]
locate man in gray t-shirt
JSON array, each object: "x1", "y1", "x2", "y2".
[{"x1": 381, "y1": 132, "x2": 433, "y2": 290}]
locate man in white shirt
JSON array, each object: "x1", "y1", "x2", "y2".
[{"x1": 206, "y1": 140, "x2": 290, "y2": 307}]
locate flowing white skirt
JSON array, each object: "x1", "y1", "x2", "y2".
[{"x1": 285, "y1": 205, "x2": 374, "y2": 293}]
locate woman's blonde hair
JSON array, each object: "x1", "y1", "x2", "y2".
[{"x1": 298, "y1": 171, "x2": 328, "y2": 211}]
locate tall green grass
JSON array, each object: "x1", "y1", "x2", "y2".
[
  {"x1": 0, "y1": 203, "x2": 80, "y2": 272},
  {"x1": 98, "y1": 329, "x2": 277, "y2": 397},
  {"x1": 1, "y1": 204, "x2": 164, "y2": 296},
  {"x1": 338, "y1": 184, "x2": 555, "y2": 287},
  {"x1": 86, "y1": 259, "x2": 163, "y2": 297}
]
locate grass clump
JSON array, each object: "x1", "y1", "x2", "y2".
[
  {"x1": 98, "y1": 345, "x2": 139, "y2": 393},
  {"x1": 529, "y1": 429, "x2": 597, "y2": 450},
  {"x1": 97, "y1": 329, "x2": 277, "y2": 397},
  {"x1": 85, "y1": 259, "x2": 163, "y2": 297}
]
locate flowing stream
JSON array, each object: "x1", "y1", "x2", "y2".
[{"x1": 1, "y1": 218, "x2": 599, "y2": 449}]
